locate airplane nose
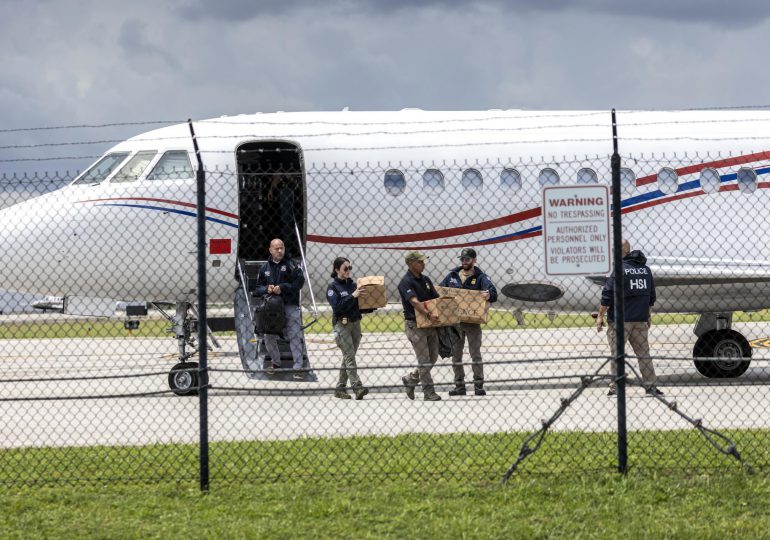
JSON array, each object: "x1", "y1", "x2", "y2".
[{"x1": 0, "y1": 191, "x2": 71, "y2": 296}]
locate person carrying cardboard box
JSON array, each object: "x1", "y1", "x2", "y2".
[
  {"x1": 326, "y1": 256, "x2": 371, "y2": 400},
  {"x1": 398, "y1": 251, "x2": 443, "y2": 402},
  {"x1": 439, "y1": 247, "x2": 498, "y2": 396}
]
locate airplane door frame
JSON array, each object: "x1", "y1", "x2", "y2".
[{"x1": 234, "y1": 140, "x2": 307, "y2": 263}]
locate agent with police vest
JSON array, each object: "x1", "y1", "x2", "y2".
[
  {"x1": 326, "y1": 256, "x2": 370, "y2": 400},
  {"x1": 398, "y1": 251, "x2": 443, "y2": 402},
  {"x1": 596, "y1": 239, "x2": 662, "y2": 396},
  {"x1": 254, "y1": 238, "x2": 306, "y2": 380},
  {"x1": 439, "y1": 247, "x2": 498, "y2": 396}
]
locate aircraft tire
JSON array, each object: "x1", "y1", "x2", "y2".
[
  {"x1": 693, "y1": 329, "x2": 751, "y2": 378},
  {"x1": 168, "y1": 362, "x2": 200, "y2": 396}
]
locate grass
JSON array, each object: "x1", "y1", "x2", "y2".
[
  {"x1": 1, "y1": 431, "x2": 769, "y2": 538},
  {"x1": 0, "y1": 318, "x2": 171, "y2": 340},
  {"x1": 4, "y1": 309, "x2": 770, "y2": 340},
  {"x1": 3, "y1": 473, "x2": 770, "y2": 539}
]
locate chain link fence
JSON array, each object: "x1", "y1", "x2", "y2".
[{"x1": 1, "y1": 139, "x2": 769, "y2": 487}]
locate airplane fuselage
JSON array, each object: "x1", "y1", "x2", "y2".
[{"x1": 2, "y1": 109, "x2": 770, "y2": 316}]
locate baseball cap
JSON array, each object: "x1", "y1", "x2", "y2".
[
  {"x1": 404, "y1": 251, "x2": 429, "y2": 263},
  {"x1": 459, "y1": 248, "x2": 477, "y2": 259}
]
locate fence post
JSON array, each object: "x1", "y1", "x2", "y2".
[
  {"x1": 189, "y1": 119, "x2": 210, "y2": 492},
  {"x1": 610, "y1": 109, "x2": 628, "y2": 474}
]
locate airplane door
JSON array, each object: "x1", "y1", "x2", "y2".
[{"x1": 235, "y1": 141, "x2": 306, "y2": 262}]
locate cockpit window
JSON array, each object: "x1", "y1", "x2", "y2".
[
  {"x1": 111, "y1": 151, "x2": 157, "y2": 183},
  {"x1": 147, "y1": 150, "x2": 194, "y2": 180},
  {"x1": 72, "y1": 152, "x2": 130, "y2": 185}
]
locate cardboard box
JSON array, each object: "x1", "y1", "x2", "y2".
[
  {"x1": 436, "y1": 286, "x2": 490, "y2": 324},
  {"x1": 416, "y1": 297, "x2": 460, "y2": 328},
  {"x1": 356, "y1": 276, "x2": 387, "y2": 309}
]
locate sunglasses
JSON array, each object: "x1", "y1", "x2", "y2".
[{"x1": 341, "y1": 265, "x2": 353, "y2": 271}]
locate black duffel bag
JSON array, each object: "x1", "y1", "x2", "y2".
[
  {"x1": 438, "y1": 325, "x2": 460, "y2": 358},
  {"x1": 254, "y1": 294, "x2": 286, "y2": 335}
]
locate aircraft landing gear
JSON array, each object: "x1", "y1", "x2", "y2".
[
  {"x1": 154, "y1": 302, "x2": 203, "y2": 396},
  {"x1": 692, "y1": 313, "x2": 751, "y2": 378},
  {"x1": 168, "y1": 361, "x2": 199, "y2": 396}
]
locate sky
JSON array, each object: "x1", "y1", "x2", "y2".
[{"x1": 2, "y1": 0, "x2": 770, "y2": 175}]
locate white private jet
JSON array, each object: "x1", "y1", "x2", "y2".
[{"x1": 1, "y1": 109, "x2": 769, "y2": 394}]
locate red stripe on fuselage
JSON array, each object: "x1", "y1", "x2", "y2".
[
  {"x1": 365, "y1": 230, "x2": 544, "y2": 251},
  {"x1": 76, "y1": 197, "x2": 239, "y2": 220},
  {"x1": 307, "y1": 207, "x2": 541, "y2": 244},
  {"x1": 635, "y1": 151, "x2": 770, "y2": 186}
]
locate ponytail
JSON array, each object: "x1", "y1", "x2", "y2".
[{"x1": 331, "y1": 256, "x2": 350, "y2": 278}]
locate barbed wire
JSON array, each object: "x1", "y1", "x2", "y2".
[
  {"x1": 7, "y1": 118, "x2": 770, "y2": 154},
  {"x1": 0, "y1": 124, "x2": 613, "y2": 151},
  {"x1": 0, "y1": 120, "x2": 184, "y2": 134},
  {"x1": 0, "y1": 108, "x2": 767, "y2": 141}
]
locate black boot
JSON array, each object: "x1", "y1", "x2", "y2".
[
  {"x1": 474, "y1": 381, "x2": 486, "y2": 396},
  {"x1": 448, "y1": 385, "x2": 466, "y2": 396}
]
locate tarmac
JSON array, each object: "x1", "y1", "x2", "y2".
[{"x1": 1, "y1": 320, "x2": 769, "y2": 448}]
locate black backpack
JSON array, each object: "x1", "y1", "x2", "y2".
[{"x1": 254, "y1": 294, "x2": 286, "y2": 335}]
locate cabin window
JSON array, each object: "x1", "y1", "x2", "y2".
[
  {"x1": 72, "y1": 152, "x2": 130, "y2": 185},
  {"x1": 737, "y1": 168, "x2": 757, "y2": 193},
  {"x1": 422, "y1": 169, "x2": 444, "y2": 191},
  {"x1": 576, "y1": 168, "x2": 598, "y2": 184},
  {"x1": 699, "y1": 167, "x2": 720, "y2": 194},
  {"x1": 657, "y1": 167, "x2": 678, "y2": 195},
  {"x1": 384, "y1": 169, "x2": 406, "y2": 196},
  {"x1": 147, "y1": 151, "x2": 194, "y2": 180},
  {"x1": 538, "y1": 168, "x2": 559, "y2": 186},
  {"x1": 620, "y1": 168, "x2": 636, "y2": 195},
  {"x1": 461, "y1": 168, "x2": 483, "y2": 190},
  {"x1": 500, "y1": 168, "x2": 521, "y2": 191},
  {"x1": 111, "y1": 151, "x2": 157, "y2": 183}
]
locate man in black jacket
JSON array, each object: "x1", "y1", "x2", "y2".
[
  {"x1": 255, "y1": 238, "x2": 306, "y2": 379},
  {"x1": 596, "y1": 239, "x2": 662, "y2": 396},
  {"x1": 440, "y1": 247, "x2": 498, "y2": 396}
]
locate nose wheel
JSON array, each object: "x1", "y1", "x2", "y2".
[
  {"x1": 168, "y1": 362, "x2": 199, "y2": 396},
  {"x1": 693, "y1": 329, "x2": 751, "y2": 378}
]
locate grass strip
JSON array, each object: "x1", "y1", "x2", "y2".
[{"x1": 4, "y1": 310, "x2": 770, "y2": 339}]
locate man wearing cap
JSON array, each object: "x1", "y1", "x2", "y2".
[
  {"x1": 398, "y1": 251, "x2": 443, "y2": 401},
  {"x1": 440, "y1": 247, "x2": 498, "y2": 396}
]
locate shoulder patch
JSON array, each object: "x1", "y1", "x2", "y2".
[{"x1": 327, "y1": 289, "x2": 334, "y2": 297}]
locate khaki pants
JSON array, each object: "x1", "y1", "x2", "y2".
[
  {"x1": 404, "y1": 320, "x2": 439, "y2": 395},
  {"x1": 334, "y1": 320, "x2": 363, "y2": 390},
  {"x1": 607, "y1": 322, "x2": 657, "y2": 386},
  {"x1": 451, "y1": 323, "x2": 484, "y2": 386}
]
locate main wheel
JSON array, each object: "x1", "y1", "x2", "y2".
[
  {"x1": 168, "y1": 362, "x2": 199, "y2": 396},
  {"x1": 693, "y1": 329, "x2": 751, "y2": 378}
]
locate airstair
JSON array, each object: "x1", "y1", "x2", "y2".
[{"x1": 233, "y1": 226, "x2": 319, "y2": 382}]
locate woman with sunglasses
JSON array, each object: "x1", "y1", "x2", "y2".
[{"x1": 326, "y1": 257, "x2": 369, "y2": 399}]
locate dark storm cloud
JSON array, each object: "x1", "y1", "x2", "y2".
[
  {"x1": 117, "y1": 19, "x2": 179, "y2": 69},
  {"x1": 583, "y1": 0, "x2": 770, "y2": 28},
  {"x1": 177, "y1": 0, "x2": 495, "y2": 21},
  {"x1": 178, "y1": 0, "x2": 770, "y2": 28}
]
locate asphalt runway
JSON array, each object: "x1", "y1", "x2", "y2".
[{"x1": 2, "y1": 322, "x2": 770, "y2": 448}]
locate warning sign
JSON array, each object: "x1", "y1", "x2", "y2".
[{"x1": 543, "y1": 185, "x2": 611, "y2": 275}]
